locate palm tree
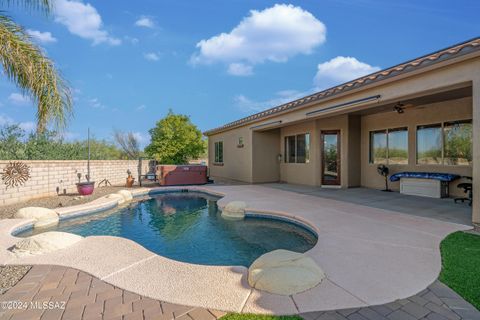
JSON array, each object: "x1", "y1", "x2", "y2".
[{"x1": 0, "y1": 0, "x2": 72, "y2": 133}]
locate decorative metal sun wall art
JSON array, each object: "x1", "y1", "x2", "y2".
[{"x1": 1, "y1": 161, "x2": 31, "y2": 189}]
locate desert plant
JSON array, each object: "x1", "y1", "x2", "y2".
[{"x1": 113, "y1": 130, "x2": 141, "y2": 159}]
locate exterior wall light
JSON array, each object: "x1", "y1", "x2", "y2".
[{"x1": 237, "y1": 137, "x2": 244, "y2": 148}]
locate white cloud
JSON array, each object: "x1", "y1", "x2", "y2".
[
  {"x1": 234, "y1": 89, "x2": 309, "y2": 113},
  {"x1": 0, "y1": 115, "x2": 13, "y2": 126},
  {"x1": 233, "y1": 56, "x2": 380, "y2": 113},
  {"x1": 54, "y1": 0, "x2": 121, "y2": 46},
  {"x1": 135, "y1": 105, "x2": 146, "y2": 111},
  {"x1": 144, "y1": 52, "x2": 160, "y2": 61},
  {"x1": 314, "y1": 56, "x2": 380, "y2": 89},
  {"x1": 88, "y1": 98, "x2": 106, "y2": 109},
  {"x1": 57, "y1": 131, "x2": 79, "y2": 141},
  {"x1": 71, "y1": 88, "x2": 82, "y2": 102},
  {"x1": 8, "y1": 93, "x2": 31, "y2": 106},
  {"x1": 191, "y1": 4, "x2": 326, "y2": 75},
  {"x1": 0, "y1": 114, "x2": 35, "y2": 132},
  {"x1": 132, "y1": 131, "x2": 149, "y2": 144},
  {"x1": 227, "y1": 63, "x2": 253, "y2": 76},
  {"x1": 26, "y1": 29, "x2": 57, "y2": 44},
  {"x1": 135, "y1": 16, "x2": 155, "y2": 28},
  {"x1": 124, "y1": 36, "x2": 139, "y2": 45},
  {"x1": 18, "y1": 121, "x2": 36, "y2": 132}
]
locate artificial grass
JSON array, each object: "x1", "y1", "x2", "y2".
[
  {"x1": 439, "y1": 231, "x2": 480, "y2": 310},
  {"x1": 220, "y1": 314, "x2": 302, "y2": 320}
]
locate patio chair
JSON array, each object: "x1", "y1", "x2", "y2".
[{"x1": 454, "y1": 177, "x2": 472, "y2": 206}]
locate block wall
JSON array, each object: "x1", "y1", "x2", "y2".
[{"x1": 0, "y1": 160, "x2": 152, "y2": 206}]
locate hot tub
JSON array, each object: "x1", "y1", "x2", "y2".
[{"x1": 157, "y1": 165, "x2": 208, "y2": 186}]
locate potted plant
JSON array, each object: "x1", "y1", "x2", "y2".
[
  {"x1": 126, "y1": 169, "x2": 135, "y2": 188},
  {"x1": 76, "y1": 128, "x2": 95, "y2": 195}
]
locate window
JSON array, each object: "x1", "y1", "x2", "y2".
[
  {"x1": 388, "y1": 128, "x2": 408, "y2": 164},
  {"x1": 444, "y1": 120, "x2": 472, "y2": 165},
  {"x1": 284, "y1": 133, "x2": 310, "y2": 163},
  {"x1": 417, "y1": 124, "x2": 442, "y2": 164},
  {"x1": 369, "y1": 127, "x2": 408, "y2": 164},
  {"x1": 238, "y1": 137, "x2": 244, "y2": 147},
  {"x1": 285, "y1": 136, "x2": 296, "y2": 163},
  {"x1": 370, "y1": 130, "x2": 387, "y2": 164},
  {"x1": 214, "y1": 141, "x2": 223, "y2": 163},
  {"x1": 296, "y1": 134, "x2": 310, "y2": 163},
  {"x1": 416, "y1": 120, "x2": 472, "y2": 165}
]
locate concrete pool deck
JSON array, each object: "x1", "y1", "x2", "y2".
[{"x1": 0, "y1": 185, "x2": 473, "y2": 314}]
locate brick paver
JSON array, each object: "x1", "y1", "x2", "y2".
[
  {"x1": 0, "y1": 266, "x2": 226, "y2": 320},
  {"x1": 1, "y1": 265, "x2": 478, "y2": 320},
  {"x1": 300, "y1": 281, "x2": 479, "y2": 320}
]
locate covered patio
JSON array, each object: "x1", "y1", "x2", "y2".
[{"x1": 263, "y1": 183, "x2": 473, "y2": 225}]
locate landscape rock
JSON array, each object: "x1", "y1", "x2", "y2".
[
  {"x1": 11, "y1": 232, "x2": 83, "y2": 257},
  {"x1": 248, "y1": 249, "x2": 325, "y2": 295},
  {"x1": 105, "y1": 193, "x2": 127, "y2": 205},
  {"x1": 14, "y1": 207, "x2": 59, "y2": 228},
  {"x1": 221, "y1": 201, "x2": 247, "y2": 219},
  {"x1": 116, "y1": 190, "x2": 133, "y2": 202}
]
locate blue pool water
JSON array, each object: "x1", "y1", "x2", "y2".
[{"x1": 18, "y1": 192, "x2": 317, "y2": 266}]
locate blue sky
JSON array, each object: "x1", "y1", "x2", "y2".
[{"x1": 0, "y1": 0, "x2": 478, "y2": 146}]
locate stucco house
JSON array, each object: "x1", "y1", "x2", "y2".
[{"x1": 204, "y1": 37, "x2": 480, "y2": 225}]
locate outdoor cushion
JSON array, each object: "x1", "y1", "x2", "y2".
[{"x1": 389, "y1": 172, "x2": 461, "y2": 182}]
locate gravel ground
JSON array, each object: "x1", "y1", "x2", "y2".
[
  {"x1": 0, "y1": 265, "x2": 31, "y2": 294},
  {"x1": 0, "y1": 186, "x2": 136, "y2": 219}
]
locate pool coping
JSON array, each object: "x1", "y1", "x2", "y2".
[{"x1": 0, "y1": 185, "x2": 473, "y2": 315}]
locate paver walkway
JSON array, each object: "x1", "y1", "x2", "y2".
[
  {"x1": 1, "y1": 265, "x2": 479, "y2": 320},
  {"x1": 0, "y1": 265, "x2": 226, "y2": 320},
  {"x1": 300, "y1": 282, "x2": 480, "y2": 320}
]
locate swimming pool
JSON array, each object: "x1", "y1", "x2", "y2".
[{"x1": 18, "y1": 192, "x2": 317, "y2": 266}]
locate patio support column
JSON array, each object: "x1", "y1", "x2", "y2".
[{"x1": 472, "y1": 79, "x2": 480, "y2": 225}]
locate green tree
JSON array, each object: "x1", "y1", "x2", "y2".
[
  {"x1": 0, "y1": 124, "x2": 127, "y2": 160},
  {"x1": 0, "y1": 0, "x2": 72, "y2": 133},
  {"x1": 0, "y1": 124, "x2": 26, "y2": 159},
  {"x1": 145, "y1": 111, "x2": 206, "y2": 164}
]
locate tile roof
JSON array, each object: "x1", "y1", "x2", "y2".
[{"x1": 204, "y1": 37, "x2": 480, "y2": 135}]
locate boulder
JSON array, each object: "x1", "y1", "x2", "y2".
[
  {"x1": 116, "y1": 190, "x2": 133, "y2": 202},
  {"x1": 11, "y1": 231, "x2": 83, "y2": 257},
  {"x1": 221, "y1": 201, "x2": 247, "y2": 219},
  {"x1": 248, "y1": 249, "x2": 325, "y2": 295},
  {"x1": 14, "y1": 207, "x2": 59, "y2": 228},
  {"x1": 105, "y1": 193, "x2": 127, "y2": 205}
]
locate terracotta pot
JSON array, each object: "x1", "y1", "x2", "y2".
[
  {"x1": 76, "y1": 182, "x2": 95, "y2": 195},
  {"x1": 126, "y1": 176, "x2": 135, "y2": 188}
]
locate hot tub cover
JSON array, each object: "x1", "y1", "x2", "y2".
[{"x1": 389, "y1": 172, "x2": 461, "y2": 182}]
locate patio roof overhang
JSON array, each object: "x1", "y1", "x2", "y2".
[{"x1": 246, "y1": 82, "x2": 473, "y2": 133}]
